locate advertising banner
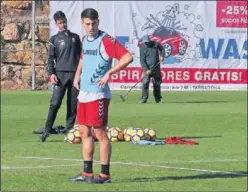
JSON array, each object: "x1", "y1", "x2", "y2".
[{"x1": 50, "y1": 1, "x2": 247, "y2": 91}]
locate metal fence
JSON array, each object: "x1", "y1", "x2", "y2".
[{"x1": 1, "y1": 1, "x2": 50, "y2": 90}]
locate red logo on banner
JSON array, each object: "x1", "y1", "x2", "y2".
[{"x1": 216, "y1": 1, "x2": 247, "y2": 28}]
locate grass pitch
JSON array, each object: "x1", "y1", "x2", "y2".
[{"x1": 1, "y1": 90, "x2": 247, "y2": 191}]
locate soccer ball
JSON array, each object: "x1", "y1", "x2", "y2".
[
  {"x1": 123, "y1": 127, "x2": 134, "y2": 142},
  {"x1": 107, "y1": 127, "x2": 124, "y2": 142},
  {"x1": 144, "y1": 128, "x2": 157, "y2": 141},
  {"x1": 131, "y1": 128, "x2": 145, "y2": 142},
  {"x1": 66, "y1": 129, "x2": 81, "y2": 144}
]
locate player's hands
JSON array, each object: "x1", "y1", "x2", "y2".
[
  {"x1": 73, "y1": 76, "x2": 80, "y2": 90},
  {"x1": 49, "y1": 74, "x2": 58, "y2": 84},
  {"x1": 146, "y1": 70, "x2": 152, "y2": 76},
  {"x1": 98, "y1": 72, "x2": 111, "y2": 88},
  {"x1": 159, "y1": 56, "x2": 164, "y2": 63}
]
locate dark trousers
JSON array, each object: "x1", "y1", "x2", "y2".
[
  {"x1": 45, "y1": 71, "x2": 79, "y2": 133},
  {"x1": 141, "y1": 69, "x2": 162, "y2": 102}
]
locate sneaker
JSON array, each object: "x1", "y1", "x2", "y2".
[
  {"x1": 69, "y1": 172, "x2": 94, "y2": 182},
  {"x1": 140, "y1": 100, "x2": 147, "y2": 104},
  {"x1": 89, "y1": 173, "x2": 111, "y2": 184},
  {"x1": 40, "y1": 131, "x2": 50, "y2": 142}
]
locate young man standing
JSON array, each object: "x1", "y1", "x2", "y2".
[
  {"x1": 69, "y1": 8, "x2": 133, "y2": 184},
  {"x1": 139, "y1": 35, "x2": 165, "y2": 103},
  {"x1": 40, "y1": 11, "x2": 82, "y2": 142}
]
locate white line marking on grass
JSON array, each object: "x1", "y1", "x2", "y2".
[
  {"x1": 153, "y1": 159, "x2": 248, "y2": 163},
  {"x1": 18, "y1": 156, "x2": 84, "y2": 162},
  {"x1": 110, "y1": 161, "x2": 248, "y2": 176},
  {"x1": 18, "y1": 156, "x2": 247, "y2": 164},
  {"x1": 18, "y1": 156, "x2": 248, "y2": 176},
  {"x1": 1, "y1": 163, "x2": 82, "y2": 170}
]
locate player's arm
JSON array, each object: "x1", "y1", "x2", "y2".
[
  {"x1": 76, "y1": 34, "x2": 83, "y2": 58},
  {"x1": 98, "y1": 35, "x2": 133, "y2": 87},
  {"x1": 108, "y1": 52, "x2": 133, "y2": 75},
  {"x1": 73, "y1": 36, "x2": 84, "y2": 90},
  {"x1": 47, "y1": 36, "x2": 57, "y2": 83},
  {"x1": 157, "y1": 43, "x2": 165, "y2": 62},
  {"x1": 104, "y1": 36, "x2": 133, "y2": 75},
  {"x1": 139, "y1": 46, "x2": 149, "y2": 71},
  {"x1": 73, "y1": 57, "x2": 82, "y2": 90}
]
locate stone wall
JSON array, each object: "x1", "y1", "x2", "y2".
[{"x1": 1, "y1": 1, "x2": 50, "y2": 90}]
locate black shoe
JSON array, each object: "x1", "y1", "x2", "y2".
[
  {"x1": 69, "y1": 172, "x2": 94, "y2": 182},
  {"x1": 89, "y1": 173, "x2": 111, "y2": 184},
  {"x1": 33, "y1": 127, "x2": 45, "y2": 134},
  {"x1": 40, "y1": 131, "x2": 50, "y2": 142},
  {"x1": 140, "y1": 100, "x2": 147, "y2": 104}
]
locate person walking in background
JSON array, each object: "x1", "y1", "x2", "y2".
[
  {"x1": 40, "y1": 11, "x2": 82, "y2": 142},
  {"x1": 139, "y1": 35, "x2": 165, "y2": 104}
]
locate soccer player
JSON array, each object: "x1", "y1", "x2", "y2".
[
  {"x1": 69, "y1": 8, "x2": 133, "y2": 184},
  {"x1": 139, "y1": 35, "x2": 165, "y2": 103},
  {"x1": 40, "y1": 11, "x2": 82, "y2": 142}
]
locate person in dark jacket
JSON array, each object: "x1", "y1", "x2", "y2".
[
  {"x1": 139, "y1": 35, "x2": 165, "y2": 104},
  {"x1": 40, "y1": 11, "x2": 82, "y2": 142}
]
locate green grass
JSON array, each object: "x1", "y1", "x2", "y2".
[{"x1": 1, "y1": 90, "x2": 247, "y2": 191}]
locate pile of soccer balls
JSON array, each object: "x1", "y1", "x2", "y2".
[
  {"x1": 66, "y1": 125, "x2": 157, "y2": 144},
  {"x1": 107, "y1": 126, "x2": 157, "y2": 142}
]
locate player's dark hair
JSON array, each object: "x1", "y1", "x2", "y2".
[
  {"x1": 81, "y1": 8, "x2": 99, "y2": 20},
  {"x1": 53, "y1": 11, "x2": 66, "y2": 22}
]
